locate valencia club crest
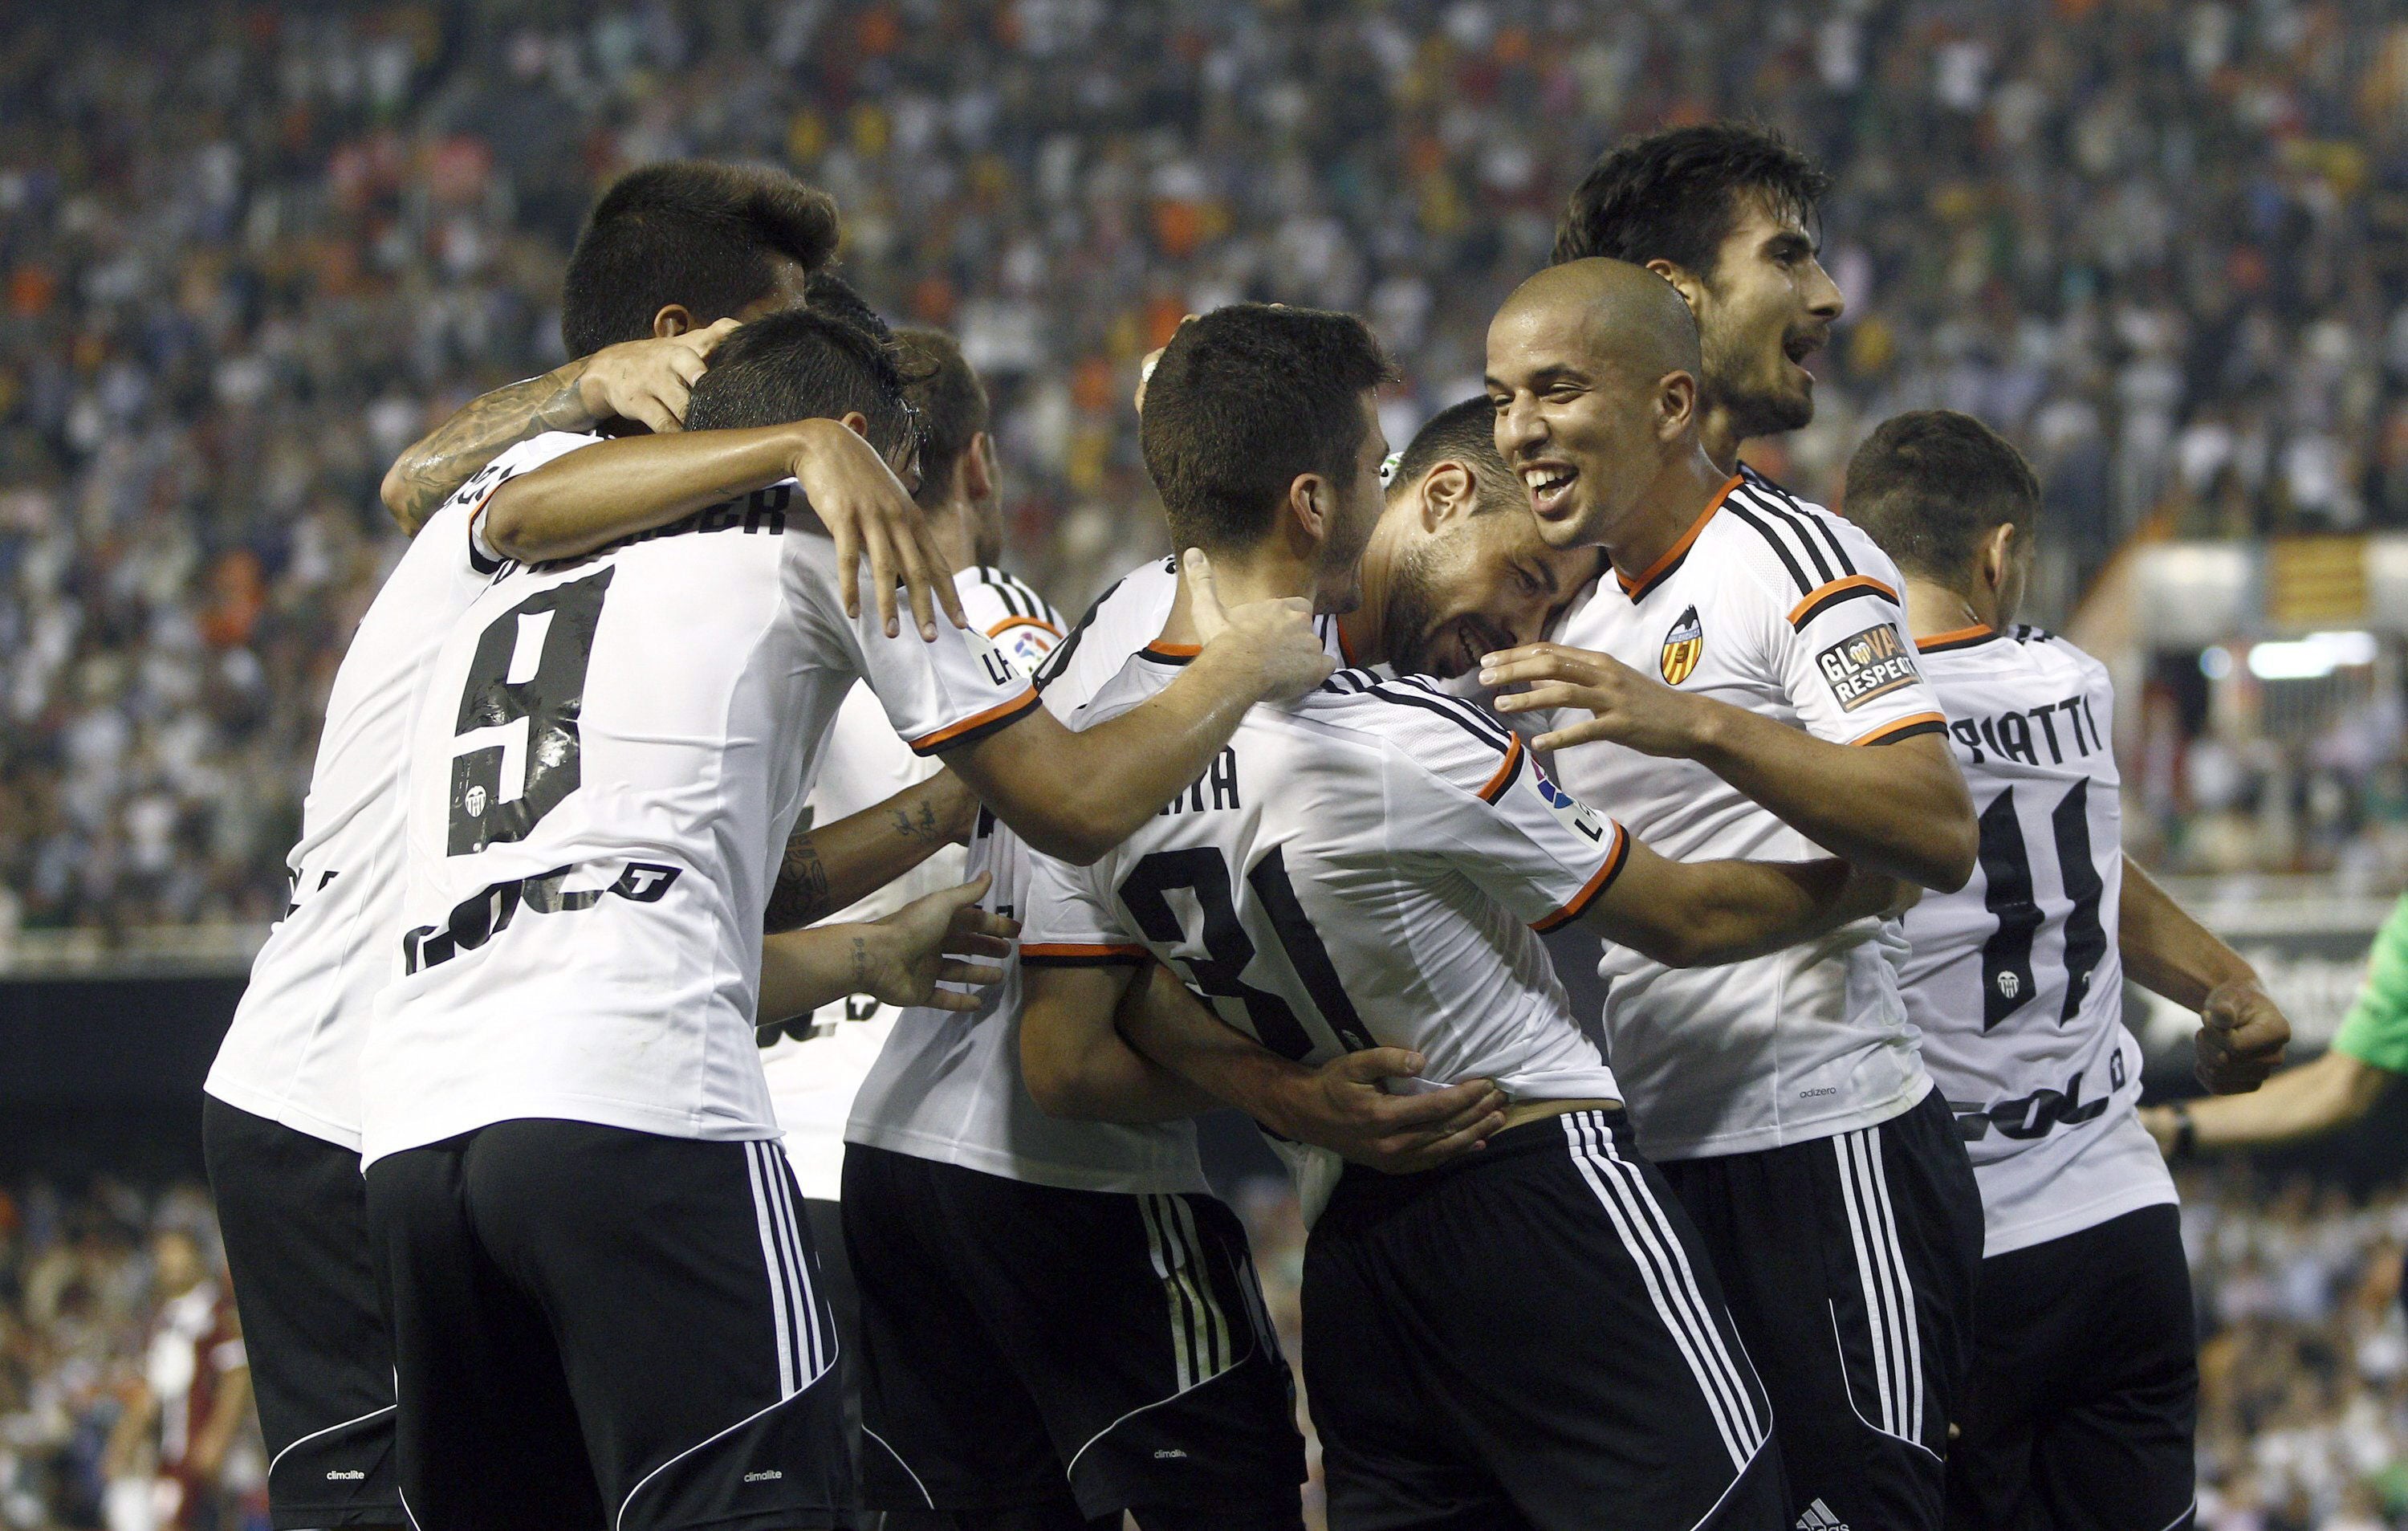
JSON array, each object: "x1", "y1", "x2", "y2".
[{"x1": 1660, "y1": 605, "x2": 1704, "y2": 686}]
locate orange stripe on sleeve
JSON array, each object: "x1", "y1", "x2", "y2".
[
  {"x1": 1534, "y1": 823, "x2": 1629, "y2": 933},
  {"x1": 986, "y1": 615, "x2": 1064, "y2": 642},
  {"x1": 1786, "y1": 574, "x2": 1900, "y2": 627},
  {"x1": 1476, "y1": 735, "x2": 1524, "y2": 804},
  {"x1": 1851, "y1": 712, "x2": 1948, "y2": 747},
  {"x1": 1019, "y1": 943, "x2": 1151, "y2": 965},
  {"x1": 907, "y1": 687, "x2": 1040, "y2": 754}
]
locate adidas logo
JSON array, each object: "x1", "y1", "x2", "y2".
[{"x1": 1796, "y1": 1501, "x2": 1850, "y2": 1531}]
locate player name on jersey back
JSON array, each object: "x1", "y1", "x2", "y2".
[
  {"x1": 360, "y1": 481, "x2": 1037, "y2": 1166},
  {"x1": 1896, "y1": 625, "x2": 2173, "y2": 1256},
  {"x1": 1543, "y1": 470, "x2": 1940, "y2": 1161},
  {"x1": 1020, "y1": 656, "x2": 1630, "y2": 1214},
  {"x1": 204, "y1": 431, "x2": 596, "y2": 1150}
]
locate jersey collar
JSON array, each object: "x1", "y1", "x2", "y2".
[
  {"x1": 1917, "y1": 623, "x2": 2000, "y2": 654},
  {"x1": 1615, "y1": 474, "x2": 1743, "y2": 602}
]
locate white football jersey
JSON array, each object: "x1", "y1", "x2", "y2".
[
  {"x1": 759, "y1": 565, "x2": 1061, "y2": 1203},
  {"x1": 203, "y1": 432, "x2": 596, "y2": 1149},
  {"x1": 845, "y1": 558, "x2": 1351, "y2": 1195},
  {"x1": 360, "y1": 485, "x2": 1040, "y2": 1167},
  {"x1": 1542, "y1": 469, "x2": 1944, "y2": 1161},
  {"x1": 1022, "y1": 659, "x2": 1628, "y2": 1214},
  {"x1": 1896, "y1": 624, "x2": 2170, "y2": 1256}
]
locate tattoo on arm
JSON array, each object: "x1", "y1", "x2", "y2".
[
  {"x1": 763, "y1": 831, "x2": 832, "y2": 934},
  {"x1": 383, "y1": 364, "x2": 590, "y2": 535},
  {"x1": 849, "y1": 934, "x2": 870, "y2": 994},
  {"x1": 892, "y1": 799, "x2": 946, "y2": 845}
]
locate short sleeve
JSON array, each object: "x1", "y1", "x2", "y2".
[
  {"x1": 1368, "y1": 682, "x2": 1628, "y2": 932},
  {"x1": 1019, "y1": 850, "x2": 1151, "y2": 968},
  {"x1": 954, "y1": 566, "x2": 1065, "y2": 680},
  {"x1": 2333, "y1": 894, "x2": 2408, "y2": 1077},
  {"x1": 1769, "y1": 551, "x2": 1947, "y2": 747},
  {"x1": 440, "y1": 431, "x2": 600, "y2": 568},
  {"x1": 792, "y1": 534, "x2": 1043, "y2": 755}
]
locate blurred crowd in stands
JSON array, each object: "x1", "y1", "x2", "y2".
[
  {"x1": 1, "y1": 1170, "x2": 2406, "y2": 1529},
  {"x1": 3, "y1": 0, "x2": 2408, "y2": 931}
]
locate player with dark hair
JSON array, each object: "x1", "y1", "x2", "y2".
[
  {"x1": 1555, "y1": 122, "x2": 1842, "y2": 478},
  {"x1": 894, "y1": 327, "x2": 1004, "y2": 568},
  {"x1": 757, "y1": 320, "x2": 1065, "y2": 1531},
  {"x1": 380, "y1": 161, "x2": 959, "y2": 640},
  {"x1": 1479, "y1": 260, "x2": 1981, "y2": 1530},
  {"x1": 200, "y1": 177, "x2": 958, "y2": 1531},
  {"x1": 1012, "y1": 301, "x2": 1913, "y2": 1531},
  {"x1": 1849, "y1": 409, "x2": 2291, "y2": 1531},
  {"x1": 359, "y1": 303, "x2": 1332, "y2": 1531},
  {"x1": 838, "y1": 303, "x2": 1399, "y2": 1531}
]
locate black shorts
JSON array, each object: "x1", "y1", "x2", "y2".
[
  {"x1": 1656, "y1": 1089, "x2": 1984, "y2": 1531},
  {"x1": 840, "y1": 1143, "x2": 1305, "y2": 1524},
  {"x1": 202, "y1": 1096, "x2": 401, "y2": 1529},
  {"x1": 801, "y1": 1196, "x2": 876, "y2": 1531},
  {"x1": 1946, "y1": 1203, "x2": 2197, "y2": 1531},
  {"x1": 363, "y1": 1120, "x2": 848, "y2": 1531},
  {"x1": 1304, "y1": 1108, "x2": 1786, "y2": 1531}
]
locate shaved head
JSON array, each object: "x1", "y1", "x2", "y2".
[
  {"x1": 1494, "y1": 259, "x2": 1702, "y2": 384},
  {"x1": 1487, "y1": 259, "x2": 1713, "y2": 552}
]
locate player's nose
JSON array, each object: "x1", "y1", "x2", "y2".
[{"x1": 1804, "y1": 258, "x2": 1845, "y2": 322}]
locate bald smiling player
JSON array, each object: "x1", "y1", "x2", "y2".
[{"x1": 1482, "y1": 260, "x2": 1982, "y2": 1531}]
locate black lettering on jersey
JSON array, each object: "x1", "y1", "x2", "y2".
[
  {"x1": 1995, "y1": 711, "x2": 2036, "y2": 765},
  {"x1": 1814, "y1": 623, "x2": 1920, "y2": 712},
  {"x1": 1950, "y1": 1069, "x2": 2109, "y2": 1143},
  {"x1": 404, "y1": 859, "x2": 683, "y2": 973},
  {"x1": 449, "y1": 568, "x2": 614, "y2": 856},
  {"x1": 1159, "y1": 747, "x2": 1239, "y2": 816},
  {"x1": 610, "y1": 862, "x2": 682, "y2": 902},
  {"x1": 1947, "y1": 693, "x2": 2103, "y2": 769},
  {"x1": 283, "y1": 868, "x2": 339, "y2": 918},
  {"x1": 1948, "y1": 719, "x2": 1985, "y2": 765},
  {"x1": 2030, "y1": 704, "x2": 2063, "y2": 763}
]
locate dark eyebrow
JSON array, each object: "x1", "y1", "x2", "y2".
[{"x1": 1766, "y1": 229, "x2": 1816, "y2": 261}]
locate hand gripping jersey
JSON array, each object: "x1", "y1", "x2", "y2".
[
  {"x1": 845, "y1": 558, "x2": 1351, "y2": 1194},
  {"x1": 759, "y1": 565, "x2": 1062, "y2": 1202},
  {"x1": 1895, "y1": 624, "x2": 2171, "y2": 1256},
  {"x1": 1544, "y1": 468, "x2": 1945, "y2": 1161},
  {"x1": 1020, "y1": 657, "x2": 1630, "y2": 1216},
  {"x1": 204, "y1": 432, "x2": 595, "y2": 1149},
  {"x1": 359, "y1": 484, "x2": 1039, "y2": 1167}
]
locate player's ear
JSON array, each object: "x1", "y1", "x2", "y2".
[
  {"x1": 1287, "y1": 471, "x2": 1330, "y2": 546},
  {"x1": 1417, "y1": 462, "x2": 1477, "y2": 532},
  {"x1": 1655, "y1": 370, "x2": 1699, "y2": 442},
  {"x1": 962, "y1": 430, "x2": 997, "y2": 502},
  {"x1": 1645, "y1": 259, "x2": 1706, "y2": 320},
  {"x1": 652, "y1": 303, "x2": 696, "y2": 339},
  {"x1": 840, "y1": 410, "x2": 872, "y2": 440},
  {"x1": 1982, "y1": 521, "x2": 2020, "y2": 592}
]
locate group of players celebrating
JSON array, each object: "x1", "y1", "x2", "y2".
[{"x1": 199, "y1": 124, "x2": 2295, "y2": 1531}]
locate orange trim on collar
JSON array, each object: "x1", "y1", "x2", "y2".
[
  {"x1": 1616, "y1": 475, "x2": 1744, "y2": 600},
  {"x1": 1916, "y1": 624, "x2": 1996, "y2": 653}
]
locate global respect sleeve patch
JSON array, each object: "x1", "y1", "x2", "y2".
[{"x1": 1816, "y1": 623, "x2": 1922, "y2": 711}]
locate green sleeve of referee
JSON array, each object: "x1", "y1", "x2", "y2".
[{"x1": 2333, "y1": 892, "x2": 2408, "y2": 1076}]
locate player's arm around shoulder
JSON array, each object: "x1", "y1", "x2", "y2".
[
  {"x1": 1583, "y1": 836, "x2": 1918, "y2": 968},
  {"x1": 941, "y1": 550, "x2": 1332, "y2": 865},
  {"x1": 1481, "y1": 548, "x2": 1976, "y2": 890},
  {"x1": 1015, "y1": 850, "x2": 1225, "y2": 1125}
]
